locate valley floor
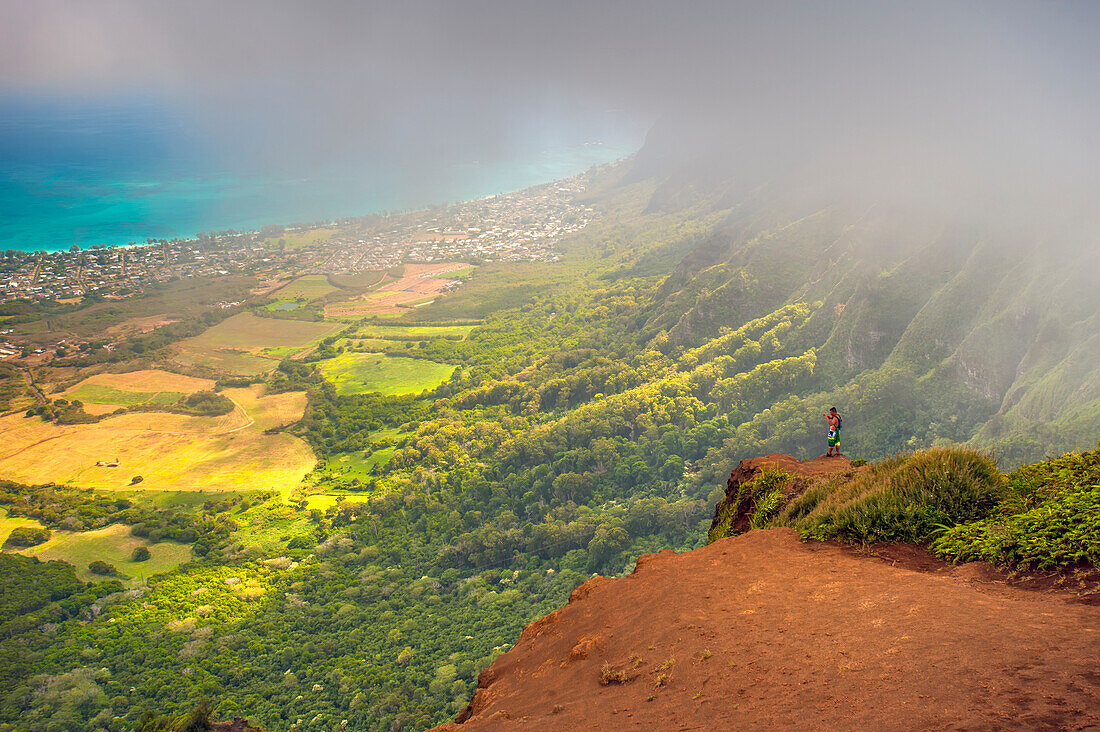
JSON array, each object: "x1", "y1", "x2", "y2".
[{"x1": 439, "y1": 529, "x2": 1099, "y2": 730}]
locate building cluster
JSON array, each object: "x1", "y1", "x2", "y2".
[
  {"x1": 0, "y1": 238, "x2": 316, "y2": 303},
  {"x1": 0, "y1": 172, "x2": 597, "y2": 302},
  {"x1": 316, "y1": 175, "x2": 595, "y2": 273}
]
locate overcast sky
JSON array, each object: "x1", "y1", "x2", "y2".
[{"x1": 3, "y1": 1, "x2": 1099, "y2": 204}]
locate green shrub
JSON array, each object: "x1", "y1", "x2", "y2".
[
  {"x1": 2, "y1": 526, "x2": 51, "y2": 549},
  {"x1": 88, "y1": 560, "x2": 116, "y2": 576},
  {"x1": 789, "y1": 447, "x2": 1005, "y2": 544},
  {"x1": 776, "y1": 482, "x2": 831, "y2": 525},
  {"x1": 175, "y1": 391, "x2": 234, "y2": 416},
  {"x1": 749, "y1": 468, "x2": 791, "y2": 529},
  {"x1": 708, "y1": 467, "x2": 790, "y2": 542},
  {"x1": 932, "y1": 445, "x2": 1100, "y2": 569},
  {"x1": 131, "y1": 546, "x2": 151, "y2": 562}
]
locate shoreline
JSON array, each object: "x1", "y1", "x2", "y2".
[{"x1": 0, "y1": 146, "x2": 640, "y2": 254}]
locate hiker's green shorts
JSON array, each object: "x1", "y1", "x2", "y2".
[{"x1": 828, "y1": 430, "x2": 841, "y2": 448}]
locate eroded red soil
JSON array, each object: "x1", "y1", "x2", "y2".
[{"x1": 436, "y1": 529, "x2": 1100, "y2": 730}]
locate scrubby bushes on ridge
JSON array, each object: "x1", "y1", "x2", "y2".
[
  {"x1": 780, "y1": 447, "x2": 1005, "y2": 544},
  {"x1": 931, "y1": 444, "x2": 1100, "y2": 569}
]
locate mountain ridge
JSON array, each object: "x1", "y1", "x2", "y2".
[{"x1": 625, "y1": 165, "x2": 1100, "y2": 465}]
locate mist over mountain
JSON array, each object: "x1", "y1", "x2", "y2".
[
  {"x1": 1, "y1": 3, "x2": 1098, "y2": 731},
  {"x1": 609, "y1": 113, "x2": 1100, "y2": 466},
  {"x1": 6, "y1": 1, "x2": 1097, "y2": 197}
]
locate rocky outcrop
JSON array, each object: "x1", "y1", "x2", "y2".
[{"x1": 708, "y1": 453, "x2": 857, "y2": 543}]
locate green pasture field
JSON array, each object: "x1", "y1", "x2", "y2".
[
  {"x1": 114, "y1": 490, "x2": 245, "y2": 511},
  {"x1": 412, "y1": 261, "x2": 565, "y2": 320},
  {"x1": 185, "y1": 313, "x2": 339, "y2": 350},
  {"x1": 231, "y1": 502, "x2": 314, "y2": 550},
  {"x1": 0, "y1": 508, "x2": 44, "y2": 546},
  {"x1": 172, "y1": 348, "x2": 275, "y2": 376},
  {"x1": 433, "y1": 266, "x2": 475, "y2": 279},
  {"x1": 275, "y1": 275, "x2": 339, "y2": 301},
  {"x1": 354, "y1": 324, "x2": 477, "y2": 340},
  {"x1": 67, "y1": 384, "x2": 183, "y2": 406},
  {"x1": 319, "y1": 353, "x2": 455, "y2": 396},
  {"x1": 18, "y1": 523, "x2": 192, "y2": 583},
  {"x1": 327, "y1": 447, "x2": 395, "y2": 477},
  {"x1": 263, "y1": 228, "x2": 337, "y2": 250},
  {"x1": 261, "y1": 345, "x2": 306, "y2": 360},
  {"x1": 337, "y1": 338, "x2": 402, "y2": 352}
]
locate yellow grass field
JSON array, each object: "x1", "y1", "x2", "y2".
[
  {"x1": 69, "y1": 369, "x2": 214, "y2": 393},
  {"x1": 172, "y1": 312, "x2": 341, "y2": 375},
  {"x1": 304, "y1": 494, "x2": 373, "y2": 511},
  {"x1": 17, "y1": 523, "x2": 193, "y2": 582},
  {"x1": 0, "y1": 386, "x2": 314, "y2": 495}
]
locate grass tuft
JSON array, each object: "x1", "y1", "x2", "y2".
[
  {"x1": 599, "y1": 663, "x2": 635, "y2": 685},
  {"x1": 782, "y1": 447, "x2": 1004, "y2": 544}
]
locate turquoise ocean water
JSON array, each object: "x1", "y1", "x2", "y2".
[{"x1": 0, "y1": 96, "x2": 644, "y2": 252}]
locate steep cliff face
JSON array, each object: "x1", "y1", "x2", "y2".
[
  {"x1": 433, "y1": 529, "x2": 1099, "y2": 730},
  {"x1": 632, "y1": 161, "x2": 1100, "y2": 463}
]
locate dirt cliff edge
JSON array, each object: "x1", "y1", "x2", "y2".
[{"x1": 433, "y1": 528, "x2": 1099, "y2": 730}]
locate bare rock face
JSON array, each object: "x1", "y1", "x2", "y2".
[
  {"x1": 708, "y1": 453, "x2": 856, "y2": 542},
  {"x1": 432, "y1": 529, "x2": 1100, "y2": 731}
]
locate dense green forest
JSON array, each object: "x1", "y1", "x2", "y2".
[{"x1": 1, "y1": 163, "x2": 1097, "y2": 731}]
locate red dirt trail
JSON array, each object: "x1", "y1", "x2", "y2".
[{"x1": 435, "y1": 529, "x2": 1100, "y2": 731}]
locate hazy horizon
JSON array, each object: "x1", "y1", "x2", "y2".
[
  {"x1": 0, "y1": 92, "x2": 643, "y2": 251},
  {"x1": 2, "y1": 0, "x2": 1099, "y2": 247}
]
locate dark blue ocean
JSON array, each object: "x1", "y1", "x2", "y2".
[{"x1": 0, "y1": 95, "x2": 644, "y2": 252}]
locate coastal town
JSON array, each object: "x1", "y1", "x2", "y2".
[{"x1": 0, "y1": 174, "x2": 597, "y2": 303}]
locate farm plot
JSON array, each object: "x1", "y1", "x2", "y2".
[
  {"x1": 274, "y1": 275, "x2": 339, "y2": 301},
  {"x1": 319, "y1": 353, "x2": 455, "y2": 396},
  {"x1": 0, "y1": 385, "x2": 314, "y2": 495},
  {"x1": 323, "y1": 262, "x2": 471, "y2": 317},
  {"x1": 172, "y1": 312, "x2": 341, "y2": 375},
  {"x1": 264, "y1": 227, "x2": 336, "y2": 250},
  {"x1": 65, "y1": 369, "x2": 214, "y2": 413}
]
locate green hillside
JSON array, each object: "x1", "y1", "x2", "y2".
[{"x1": 0, "y1": 159, "x2": 1096, "y2": 731}]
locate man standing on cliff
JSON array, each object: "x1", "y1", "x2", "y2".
[{"x1": 824, "y1": 407, "x2": 842, "y2": 457}]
